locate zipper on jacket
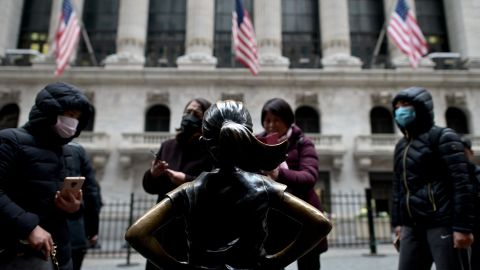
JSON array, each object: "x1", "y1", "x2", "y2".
[
  {"x1": 427, "y1": 183, "x2": 437, "y2": 211},
  {"x1": 402, "y1": 138, "x2": 413, "y2": 219}
]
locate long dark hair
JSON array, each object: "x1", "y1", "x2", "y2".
[{"x1": 260, "y1": 98, "x2": 295, "y2": 127}]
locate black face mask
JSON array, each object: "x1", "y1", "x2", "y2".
[{"x1": 177, "y1": 114, "x2": 202, "y2": 144}]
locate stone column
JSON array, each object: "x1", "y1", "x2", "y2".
[
  {"x1": 104, "y1": 0, "x2": 148, "y2": 68},
  {"x1": 320, "y1": 0, "x2": 361, "y2": 70},
  {"x1": 254, "y1": 0, "x2": 289, "y2": 70},
  {"x1": 177, "y1": 0, "x2": 217, "y2": 70},
  {"x1": 443, "y1": 0, "x2": 480, "y2": 69},
  {"x1": 0, "y1": 0, "x2": 24, "y2": 59},
  {"x1": 384, "y1": 0, "x2": 433, "y2": 69}
]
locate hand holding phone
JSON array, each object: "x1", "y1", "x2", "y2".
[{"x1": 150, "y1": 159, "x2": 169, "y2": 177}]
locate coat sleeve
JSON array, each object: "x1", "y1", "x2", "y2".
[
  {"x1": 277, "y1": 137, "x2": 318, "y2": 190},
  {"x1": 438, "y1": 128, "x2": 474, "y2": 232},
  {"x1": 0, "y1": 130, "x2": 40, "y2": 239}
]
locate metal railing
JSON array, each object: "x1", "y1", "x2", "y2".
[{"x1": 87, "y1": 189, "x2": 391, "y2": 260}]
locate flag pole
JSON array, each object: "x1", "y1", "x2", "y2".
[
  {"x1": 71, "y1": 1, "x2": 98, "y2": 66},
  {"x1": 369, "y1": 0, "x2": 397, "y2": 68},
  {"x1": 79, "y1": 21, "x2": 98, "y2": 66}
]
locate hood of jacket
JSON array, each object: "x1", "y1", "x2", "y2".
[
  {"x1": 392, "y1": 87, "x2": 434, "y2": 137},
  {"x1": 23, "y1": 82, "x2": 93, "y2": 145}
]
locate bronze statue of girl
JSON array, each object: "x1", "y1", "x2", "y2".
[{"x1": 125, "y1": 100, "x2": 331, "y2": 270}]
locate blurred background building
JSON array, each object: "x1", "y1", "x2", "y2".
[{"x1": 0, "y1": 0, "x2": 479, "y2": 217}]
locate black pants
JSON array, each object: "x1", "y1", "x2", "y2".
[
  {"x1": 71, "y1": 248, "x2": 87, "y2": 270},
  {"x1": 398, "y1": 226, "x2": 462, "y2": 270}
]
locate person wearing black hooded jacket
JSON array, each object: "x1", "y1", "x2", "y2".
[
  {"x1": 0, "y1": 82, "x2": 93, "y2": 270},
  {"x1": 391, "y1": 87, "x2": 474, "y2": 270}
]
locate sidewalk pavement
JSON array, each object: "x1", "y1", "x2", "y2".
[{"x1": 81, "y1": 244, "x2": 399, "y2": 270}]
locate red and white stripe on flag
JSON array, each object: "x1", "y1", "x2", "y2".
[
  {"x1": 55, "y1": 0, "x2": 80, "y2": 76},
  {"x1": 387, "y1": 0, "x2": 428, "y2": 68},
  {"x1": 232, "y1": 0, "x2": 259, "y2": 75}
]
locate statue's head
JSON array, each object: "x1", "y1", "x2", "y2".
[{"x1": 201, "y1": 100, "x2": 287, "y2": 172}]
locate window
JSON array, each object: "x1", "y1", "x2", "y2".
[
  {"x1": 0, "y1": 104, "x2": 20, "y2": 130},
  {"x1": 446, "y1": 107, "x2": 469, "y2": 135},
  {"x1": 214, "y1": 0, "x2": 253, "y2": 68},
  {"x1": 415, "y1": 0, "x2": 449, "y2": 53},
  {"x1": 282, "y1": 0, "x2": 321, "y2": 68},
  {"x1": 370, "y1": 106, "x2": 394, "y2": 134},
  {"x1": 17, "y1": 0, "x2": 52, "y2": 65},
  {"x1": 77, "y1": 0, "x2": 119, "y2": 66},
  {"x1": 146, "y1": 0, "x2": 186, "y2": 67},
  {"x1": 295, "y1": 106, "x2": 320, "y2": 133},
  {"x1": 145, "y1": 105, "x2": 170, "y2": 132},
  {"x1": 369, "y1": 172, "x2": 394, "y2": 215},
  {"x1": 348, "y1": 0, "x2": 387, "y2": 68}
]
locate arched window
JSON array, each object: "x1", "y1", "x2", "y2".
[
  {"x1": 282, "y1": 0, "x2": 321, "y2": 68},
  {"x1": 446, "y1": 107, "x2": 469, "y2": 135},
  {"x1": 295, "y1": 106, "x2": 320, "y2": 133},
  {"x1": 145, "y1": 105, "x2": 170, "y2": 132},
  {"x1": 214, "y1": 0, "x2": 253, "y2": 68},
  {"x1": 17, "y1": 0, "x2": 52, "y2": 65},
  {"x1": 146, "y1": 0, "x2": 186, "y2": 67},
  {"x1": 77, "y1": 0, "x2": 119, "y2": 66},
  {"x1": 84, "y1": 107, "x2": 95, "y2": 131},
  {"x1": 0, "y1": 104, "x2": 20, "y2": 130},
  {"x1": 370, "y1": 106, "x2": 394, "y2": 134},
  {"x1": 416, "y1": 0, "x2": 449, "y2": 53},
  {"x1": 348, "y1": 0, "x2": 387, "y2": 68}
]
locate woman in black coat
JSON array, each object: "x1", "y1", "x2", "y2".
[{"x1": 142, "y1": 98, "x2": 213, "y2": 270}]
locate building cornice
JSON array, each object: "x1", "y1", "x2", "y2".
[{"x1": 1, "y1": 66, "x2": 479, "y2": 89}]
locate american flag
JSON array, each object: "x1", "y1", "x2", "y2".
[
  {"x1": 387, "y1": 0, "x2": 428, "y2": 68},
  {"x1": 55, "y1": 0, "x2": 80, "y2": 76},
  {"x1": 232, "y1": 0, "x2": 259, "y2": 75}
]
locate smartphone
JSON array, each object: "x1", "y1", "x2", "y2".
[
  {"x1": 393, "y1": 235, "x2": 400, "y2": 252},
  {"x1": 150, "y1": 149, "x2": 160, "y2": 160},
  {"x1": 265, "y1": 133, "x2": 280, "y2": 145},
  {"x1": 62, "y1": 176, "x2": 85, "y2": 191}
]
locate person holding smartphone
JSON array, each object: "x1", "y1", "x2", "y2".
[
  {"x1": 142, "y1": 98, "x2": 214, "y2": 270},
  {"x1": 0, "y1": 82, "x2": 93, "y2": 270}
]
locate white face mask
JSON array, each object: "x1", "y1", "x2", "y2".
[{"x1": 54, "y1": 115, "x2": 79, "y2": 138}]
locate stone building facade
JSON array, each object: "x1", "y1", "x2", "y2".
[{"x1": 0, "y1": 0, "x2": 480, "y2": 214}]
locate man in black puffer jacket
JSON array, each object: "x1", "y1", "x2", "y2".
[
  {"x1": 0, "y1": 82, "x2": 93, "y2": 270},
  {"x1": 391, "y1": 87, "x2": 474, "y2": 270}
]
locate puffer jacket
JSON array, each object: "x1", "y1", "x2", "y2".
[
  {"x1": 391, "y1": 87, "x2": 474, "y2": 233},
  {"x1": 0, "y1": 82, "x2": 92, "y2": 266}
]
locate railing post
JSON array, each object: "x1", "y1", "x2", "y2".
[
  {"x1": 365, "y1": 188, "x2": 377, "y2": 255},
  {"x1": 118, "y1": 192, "x2": 139, "y2": 267}
]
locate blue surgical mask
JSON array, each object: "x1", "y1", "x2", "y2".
[{"x1": 395, "y1": 106, "x2": 416, "y2": 128}]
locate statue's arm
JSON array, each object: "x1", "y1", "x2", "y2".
[
  {"x1": 124, "y1": 198, "x2": 190, "y2": 270},
  {"x1": 263, "y1": 192, "x2": 332, "y2": 269}
]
